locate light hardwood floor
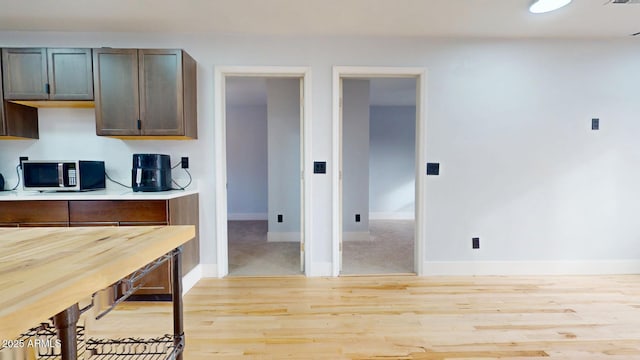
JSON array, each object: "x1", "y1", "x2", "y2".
[{"x1": 88, "y1": 275, "x2": 640, "y2": 359}]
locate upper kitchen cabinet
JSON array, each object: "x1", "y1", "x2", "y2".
[
  {"x1": 0, "y1": 56, "x2": 38, "y2": 139},
  {"x1": 1, "y1": 48, "x2": 93, "y2": 101},
  {"x1": 92, "y1": 49, "x2": 139, "y2": 136},
  {"x1": 93, "y1": 48, "x2": 197, "y2": 139}
]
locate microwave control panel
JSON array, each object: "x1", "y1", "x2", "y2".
[
  {"x1": 64, "y1": 163, "x2": 77, "y2": 187},
  {"x1": 68, "y1": 169, "x2": 77, "y2": 186}
]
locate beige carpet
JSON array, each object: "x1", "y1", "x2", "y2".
[
  {"x1": 228, "y1": 220, "x2": 302, "y2": 276},
  {"x1": 227, "y1": 219, "x2": 414, "y2": 276},
  {"x1": 342, "y1": 219, "x2": 415, "y2": 275}
]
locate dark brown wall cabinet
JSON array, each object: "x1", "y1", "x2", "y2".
[
  {"x1": 1, "y1": 48, "x2": 93, "y2": 101},
  {"x1": 0, "y1": 59, "x2": 38, "y2": 139},
  {"x1": 93, "y1": 48, "x2": 197, "y2": 139},
  {"x1": 0, "y1": 102, "x2": 39, "y2": 139}
]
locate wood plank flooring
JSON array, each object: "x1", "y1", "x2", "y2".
[{"x1": 87, "y1": 275, "x2": 640, "y2": 359}]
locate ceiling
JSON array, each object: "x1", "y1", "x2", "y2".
[{"x1": 0, "y1": 0, "x2": 639, "y2": 38}]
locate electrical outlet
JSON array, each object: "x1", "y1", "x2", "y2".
[
  {"x1": 472, "y1": 237, "x2": 480, "y2": 249},
  {"x1": 592, "y1": 118, "x2": 599, "y2": 130},
  {"x1": 19, "y1": 156, "x2": 28, "y2": 168},
  {"x1": 181, "y1": 157, "x2": 189, "y2": 169},
  {"x1": 277, "y1": 214, "x2": 283, "y2": 223},
  {"x1": 355, "y1": 214, "x2": 361, "y2": 222}
]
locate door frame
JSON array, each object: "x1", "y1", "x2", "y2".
[
  {"x1": 331, "y1": 66, "x2": 427, "y2": 276},
  {"x1": 214, "y1": 66, "x2": 312, "y2": 277}
]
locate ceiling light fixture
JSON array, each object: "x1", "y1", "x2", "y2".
[{"x1": 529, "y1": 0, "x2": 572, "y2": 13}]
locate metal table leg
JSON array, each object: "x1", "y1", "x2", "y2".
[
  {"x1": 53, "y1": 303, "x2": 80, "y2": 360},
  {"x1": 172, "y1": 246, "x2": 184, "y2": 360}
]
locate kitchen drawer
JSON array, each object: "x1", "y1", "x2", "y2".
[
  {"x1": 69, "y1": 200, "x2": 167, "y2": 223},
  {"x1": 0, "y1": 201, "x2": 69, "y2": 224}
]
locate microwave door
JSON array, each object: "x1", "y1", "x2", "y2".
[{"x1": 24, "y1": 163, "x2": 63, "y2": 188}]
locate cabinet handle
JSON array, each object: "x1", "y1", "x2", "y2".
[
  {"x1": 137, "y1": 119, "x2": 142, "y2": 130},
  {"x1": 45, "y1": 83, "x2": 50, "y2": 94}
]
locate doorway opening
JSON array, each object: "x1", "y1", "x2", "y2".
[
  {"x1": 332, "y1": 67, "x2": 427, "y2": 276},
  {"x1": 341, "y1": 78, "x2": 417, "y2": 275},
  {"x1": 215, "y1": 67, "x2": 312, "y2": 278}
]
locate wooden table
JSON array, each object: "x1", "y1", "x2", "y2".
[{"x1": 0, "y1": 225, "x2": 195, "y2": 359}]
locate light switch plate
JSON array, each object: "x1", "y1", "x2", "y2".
[
  {"x1": 314, "y1": 161, "x2": 327, "y2": 174},
  {"x1": 426, "y1": 163, "x2": 440, "y2": 175}
]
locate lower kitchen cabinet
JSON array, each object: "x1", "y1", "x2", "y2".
[
  {"x1": 0, "y1": 194, "x2": 199, "y2": 299},
  {"x1": 69, "y1": 194, "x2": 199, "y2": 299}
]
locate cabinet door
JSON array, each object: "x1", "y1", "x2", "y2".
[
  {"x1": 69, "y1": 200, "x2": 171, "y2": 297},
  {"x1": 119, "y1": 223, "x2": 172, "y2": 296},
  {"x1": 93, "y1": 49, "x2": 140, "y2": 136},
  {"x1": 2, "y1": 102, "x2": 39, "y2": 139},
  {"x1": 0, "y1": 62, "x2": 5, "y2": 136},
  {"x1": 0, "y1": 54, "x2": 39, "y2": 139},
  {"x1": 134, "y1": 263, "x2": 172, "y2": 295},
  {"x1": 48, "y1": 48, "x2": 93, "y2": 100},
  {"x1": 169, "y1": 194, "x2": 199, "y2": 275},
  {"x1": 67, "y1": 199, "x2": 177, "y2": 297},
  {"x1": 1, "y1": 48, "x2": 48, "y2": 100},
  {"x1": 139, "y1": 49, "x2": 184, "y2": 136}
]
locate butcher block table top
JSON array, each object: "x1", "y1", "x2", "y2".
[{"x1": 0, "y1": 225, "x2": 195, "y2": 342}]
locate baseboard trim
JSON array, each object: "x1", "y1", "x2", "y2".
[
  {"x1": 182, "y1": 264, "x2": 202, "y2": 295},
  {"x1": 423, "y1": 260, "x2": 640, "y2": 276},
  {"x1": 228, "y1": 213, "x2": 268, "y2": 221},
  {"x1": 267, "y1": 231, "x2": 300, "y2": 242},
  {"x1": 343, "y1": 231, "x2": 371, "y2": 242},
  {"x1": 201, "y1": 263, "x2": 219, "y2": 278},
  {"x1": 370, "y1": 212, "x2": 414, "y2": 220}
]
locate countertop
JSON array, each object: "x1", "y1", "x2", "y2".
[
  {"x1": 0, "y1": 225, "x2": 195, "y2": 341},
  {"x1": 0, "y1": 188, "x2": 198, "y2": 201}
]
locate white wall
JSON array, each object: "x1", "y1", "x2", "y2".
[
  {"x1": 266, "y1": 78, "x2": 301, "y2": 237},
  {"x1": 1, "y1": 32, "x2": 640, "y2": 275},
  {"x1": 369, "y1": 105, "x2": 416, "y2": 219},
  {"x1": 225, "y1": 104, "x2": 268, "y2": 219},
  {"x1": 0, "y1": 107, "x2": 196, "y2": 189},
  {"x1": 342, "y1": 79, "x2": 370, "y2": 234}
]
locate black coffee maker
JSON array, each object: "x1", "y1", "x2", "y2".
[{"x1": 132, "y1": 154, "x2": 172, "y2": 192}]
